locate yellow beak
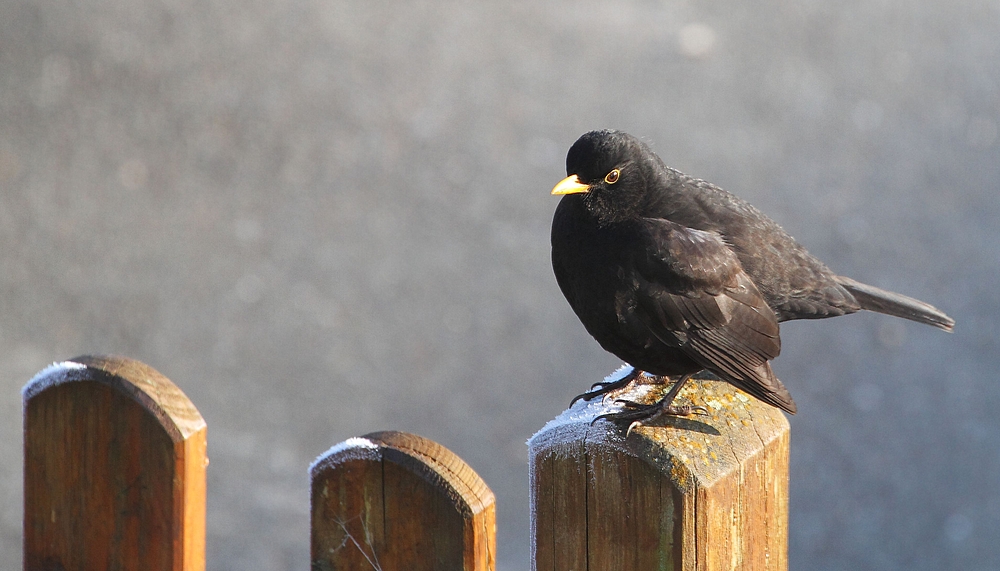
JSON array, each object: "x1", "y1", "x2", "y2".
[{"x1": 551, "y1": 175, "x2": 590, "y2": 195}]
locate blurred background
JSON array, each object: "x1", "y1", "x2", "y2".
[{"x1": 1, "y1": 0, "x2": 997, "y2": 569}]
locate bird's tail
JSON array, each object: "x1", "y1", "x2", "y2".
[{"x1": 836, "y1": 276, "x2": 955, "y2": 332}]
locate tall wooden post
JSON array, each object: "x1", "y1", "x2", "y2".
[
  {"x1": 311, "y1": 430, "x2": 496, "y2": 571},
  {"x1": 23, "y1": 355, "x2": 207, "y2": 571},
  {"x1": 530, "y1": 369, "x2": 790, "y2": 571}
]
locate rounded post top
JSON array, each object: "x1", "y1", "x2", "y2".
[{"x1": 23, "y1": 355, "x2": 206, "y2": 442}]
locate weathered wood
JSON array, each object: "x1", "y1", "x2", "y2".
[
  {"x1": 530, "y1": 367, "x2": 790, "y2": 571},
  {"x1": 311, "y1": 430, "x2": 496, "y2": 571},
  {"x1": 23, "y1": 355, "x2": 207, "y2": 571}
]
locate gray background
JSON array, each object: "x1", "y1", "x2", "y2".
[{"x1": 1, "y1": 1, "x2": 997, "y2": 569}]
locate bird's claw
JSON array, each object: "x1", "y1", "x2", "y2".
[
  {"x1": 570, "y1": 382, "x2": 616, "y2": 406},
  {"x1": 614, "y1": 399, "x2": 709, "y2": 417},
  {"x1": 591, "y1": 398, "x2": 709, "y2": 433},
  {"x1": 569, "y1": 369, "x2": 646, "y2": 406}
]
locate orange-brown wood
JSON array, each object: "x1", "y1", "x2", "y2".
[
  {"x1": 530, "y1": 371, "x2": 790, "y2": 571},
  {"x1": 311, "y1": 431, "x2": 496, "y2": 571},
  {"x1": 23, "y1": 355, "x2": 207, "y2": 571}
]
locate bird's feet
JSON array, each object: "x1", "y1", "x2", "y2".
[
  {"x1": 594, "y1": 398, "x2": 709, "y2": 436},
  {"x1": 591, "y1": 372, "x2": 704, "y2": 434},
  {"x1": 570, "y1": 368, "x2": 654, "y2": 406}
]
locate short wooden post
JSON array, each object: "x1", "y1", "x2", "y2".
[
  {"x1": 23, "y1": 355, "x2": 207, "y2": 571},
  {"x1": 310, "y1": 431, "x2": 496, "y2": 571},
  {"x1": 530, "y1": 368, "x2": 790, "y2": 571}
]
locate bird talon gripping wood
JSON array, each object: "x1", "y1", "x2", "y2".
[
  {"x1": 570, "y1": 367, "x2": 647, "y2": 406},
  {"x1": 550, "y1": 130, "x2": 955, "y2": 420}
]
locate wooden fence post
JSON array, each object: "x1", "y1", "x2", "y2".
[
  {"x1": 530, "y1": 368, "x2": 790, "y2": 571},
  {"x1": 23, "y1": 355, "x2": 207, "y2": 571},
  {"x1": 310, "y1": 430, "x2": 496, "y2": 571}
]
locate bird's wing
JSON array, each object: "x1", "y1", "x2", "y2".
[{"x1": 631, "y1": 218, "x2": 796, "y2": 413}]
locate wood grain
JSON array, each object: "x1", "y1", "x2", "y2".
[
  {"x1": 529, "y1": 374, "x2": 789, "y2": 571},
  {"x1": 311, "y1": 430, "x2": 496, "y2": 571},
  {"x1": 23, "y1": 355, "x2": 207, "y2": 571}
]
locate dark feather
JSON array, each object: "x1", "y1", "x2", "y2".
[
  {"x1": 837, "y1": 276, "x2": 955, "y2": 331},
  {"x1": 551, "y1": 129, "x2": 953, "y2": 416},
  {"x1": 629, "y1": 220, "x2": 794, "y2": 412}
]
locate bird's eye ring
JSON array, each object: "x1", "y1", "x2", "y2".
[{"x1": 604, "y1": 169, "x2": 620, "y2": 184}]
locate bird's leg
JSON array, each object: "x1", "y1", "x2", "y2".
[
  {"x1": 570, "y1": 367, "x2": 651, "y2": 406},
  {"x1": 593, "y1": 373, "x2": 708, "y2": 433}
]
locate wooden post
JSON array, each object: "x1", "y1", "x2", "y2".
[
  {"x1": 23, "y1": 355, "x2": 208, "y2": 571},
  {"x1": 530, "y1": 368, "x2": 790, "y2": 571},
  {"x1": 311, "y1": 431, "x2": 496, "y2": 571}
]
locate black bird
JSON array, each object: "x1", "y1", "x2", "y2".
[{"x1": 550, "y1": 130, "x2": 954, "y2": 424}]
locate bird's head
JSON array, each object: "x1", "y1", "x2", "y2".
[{"x1": 551, "y1": 130, "x2": 661, "y2": 225}]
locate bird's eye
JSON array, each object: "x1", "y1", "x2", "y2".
[{"x1": 604, "y1": 169, "x2": 620, "y2": 184}]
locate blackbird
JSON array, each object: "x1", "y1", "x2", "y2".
[{"x1": 550, "y1": 130, "x2": 954, "y2": 426}]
